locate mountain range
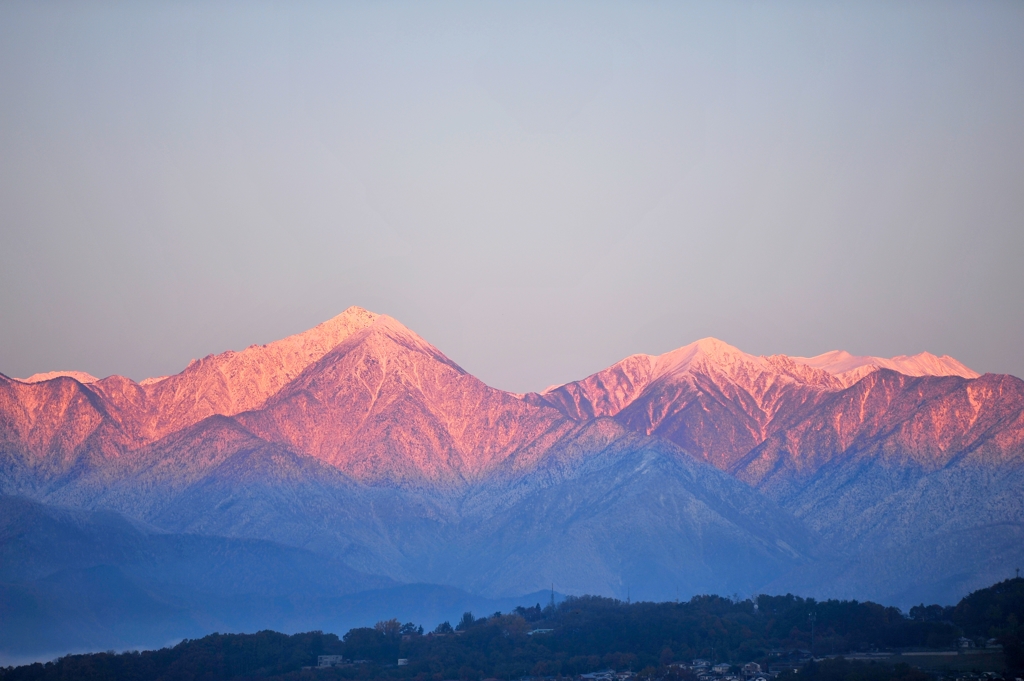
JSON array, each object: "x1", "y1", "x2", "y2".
[{"x1": 2, "y1": 307, "x2": 1022, "y2": 659}]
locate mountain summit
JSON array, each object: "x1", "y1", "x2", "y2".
[{"x1": 235, "y1": 313, "x2": 571, "y2": 487}]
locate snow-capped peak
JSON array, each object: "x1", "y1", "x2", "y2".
[
  {"x1": 650, "y1": 337, "x2": 758, "y2": 379},
  {"x1": 791, "y1": 349, "x2": 980, "y2": 387},
  {"x1": 17, "y1": 370, "x2": 100, "y2": 384},
  {"x1": 258, "y1": 306, "x2": 379, "y2": 358}
]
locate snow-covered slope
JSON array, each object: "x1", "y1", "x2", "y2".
[
  {"x1": 525, "y1": 338, "x2": 844, "y2": 469},
  {"x1": 238, "y1": 315, "x2": 572, "y2": 488},
  {"x1": 91, "y1": 306, "x2": 380, "y2": 442},
  {"x1": 0, "y1": 307, "x2": 381, "y2": 482},
  {"x1": 732, "y1": 369, "x2": 1024, "y2": 546}
]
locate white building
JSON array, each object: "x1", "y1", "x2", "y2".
[{"x1": 318, "y1": 655, "x2": 346, "y2": 668}]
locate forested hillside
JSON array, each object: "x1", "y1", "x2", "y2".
[{"x1": 5, "y1": 579, "x2": 1021, "y2": 681}]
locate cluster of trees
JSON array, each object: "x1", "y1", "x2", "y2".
[
  {"x1": 3, "y1": 578, "x2": 1021, "y2": 681},
  {"x1": 0, "y1": 631, "x2": 343, "y2": 681},
  {"x1": 951, "y1": 577, "x2": 1024, "y2": 669}
]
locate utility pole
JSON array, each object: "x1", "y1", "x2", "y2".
[
  {"x1": 809, "y1": 612, "x2": 816, "y2": 659},
  {"x1": 550, "y1": 584, "x2": 555, "y2": 609}
]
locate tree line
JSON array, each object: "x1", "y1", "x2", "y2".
[{"x1": 3, "y1": 578, "x2": 1021, "y2": 681}]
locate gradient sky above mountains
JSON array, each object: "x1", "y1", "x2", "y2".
[{"x1": 1, "y1": 1, "x2": 1022, "y2": 393}]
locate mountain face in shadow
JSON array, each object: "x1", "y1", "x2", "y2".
[
  {"x1": 2, "y1": 307, "x2": 1022, "y2": 658},
  {"x1": 0, "y1": 495, "x2": 561, "y2": 662}
]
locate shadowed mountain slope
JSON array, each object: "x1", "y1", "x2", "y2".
[
  {"x1": 0, "y1": 496, "x2": 390, "y2": 592},
  {"x1": 0, "y1": 495, "x2": 395, "y2": 656},
  {"x1": 445, "y1": 419, "x2": 821, "y2": 600},
  {"x1": 0, "y1": 496, "x2": 561, "y2": 661}
]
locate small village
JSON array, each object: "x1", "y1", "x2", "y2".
[{"x1": 310, "y1": 648, "x2": 1018, "y2": 681}]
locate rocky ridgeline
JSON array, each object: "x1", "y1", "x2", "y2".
[{"x1": 1, "y1": 307, "x2": 1022, "y2": 611}]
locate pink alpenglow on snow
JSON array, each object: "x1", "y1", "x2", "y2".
[
  {"x1": 790, "y1": 349, "x2": 980, "y2": 388},
  {"x1": 16, "y1": 370, "x2": 100, "y2": 384},
  {"x1": 0, "y1": 309, "x2": 1002, "y2": 485}
]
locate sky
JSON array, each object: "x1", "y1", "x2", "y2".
[{"x1": 1, "y1": 1, "x2": 1022, "y2": 393}]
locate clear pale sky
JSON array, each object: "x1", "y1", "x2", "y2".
[{"x1": 1, "y1": 1, "x2": 1022, "y2": 393}]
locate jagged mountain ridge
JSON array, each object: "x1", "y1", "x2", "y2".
[
  {"x1": 524, "y1": 337, "x2": 1003, "y2": 473},
  {"x1": 78, "y1": 306, "x2": 381, "y2": 444},
  {"x1": 0, "y1": 308, "x2": 381, "y2": 495},
  {"x1": 1, "y1": 315, "x2": 822, "y2": 596},
  {"x1": 4, "y1": 311, "x2": 989, "y2": 485},
  {"x1": 524, "y1": 339, "x2": 848, "y2": 470},
  {"x1": 1, "y1": 306, "x2": 1021, "y2": 611},
  {"x1": 236, "y1": 317, "x2": 573, "y2": 488},
  {"x1": 732, "y1": 369, "x2": 1024, "y2": 548},
  {"x1": 1, "y1": 309, "x2": 574, "y2": 491},
  {"x1": 520, "y1": 337, "x2": 1023, "y2": 603}
]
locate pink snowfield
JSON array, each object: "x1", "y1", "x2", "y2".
[{"x1": 4, "y1": 306, "x2": 1011, "y2": 487}]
